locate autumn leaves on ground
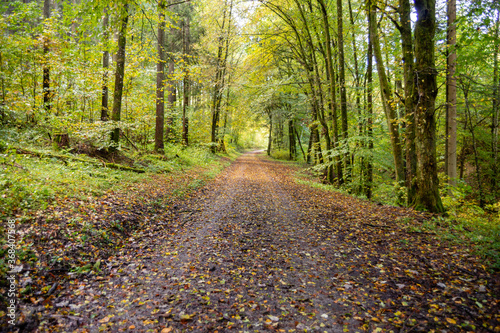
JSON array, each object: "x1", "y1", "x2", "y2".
[{"x1": 3, "y1": 152, "x2": 500, "y2": 332}]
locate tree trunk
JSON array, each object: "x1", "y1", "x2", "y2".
[
  {"x1": 462, "y1": 82, "x2": 485, "y2": 206},
  {"x1": 294, "y1": 126, "x2": 306, "y2": 162},
  {"x1": 165, "y1": 28, "x2": 176, "y2": 143},
  {"x1": 413, "y1": 0, "x2": 444, "y2": 212},
  {"x1": 317, "y1": 0, "x2": 342, "y2": 184},
  {"x1": 367, "y1": 0, "x2": 405, "y2": 185},
  {"x1": 101, "y1": 8, "x2": 110, "y2": 121},
  {"x1": 289, "y1": 119, "x2": 296, "y2": 160},
  {"x1": 348, "y1": 0, "x2": 362, "y2": 165},
  {"x1": 110, "y1": 4, "x2": 129, "y2": 146},
  {"x1": 155, "y1": 0, "x2": 166, "y2": 152},
  {"x1": 364, "y1": 28, "x2": 374, "y2": 199},
  {"x1": 43, "y1": 0, "x2": 51, "y2": 113},
  {"x1": 211, "y1": 0, "x2": 232, "y2": 153},
  {"x1": 0, "y1": 52, "x2": 5, "y2": 119},
  {"x1": 446, "y1": 0, "x2": 457, "y2": 189},
  {"x1": 337, "y1": 0, "x2": 351, "y2": 182},
  {"x1": 182, "y1": 17, "x2": 190, "y2": 146},
  {"x1": 267, "y1": 112, "x2": 272, "y2": 156},
  {"x1": 399, "y1": 0, "x2": 417, "y2": 204},
  {"x1": 492, "y1": 9, "x2": 499, "y2": 199}
]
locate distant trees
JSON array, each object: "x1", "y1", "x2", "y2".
[
  {"x1": 0, "y1": 0, "x2": 498, "y2": 212},
  {"x1": 110, "y1": 3, "x2": 129, "y2": 146},
  {"x1": 251, "y1": 0, "x2": 499, "y2": 212},
  {"x1": 155, "y1": 0, "x2": 166, "y2": 152}
]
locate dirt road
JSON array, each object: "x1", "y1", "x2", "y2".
[{"x1": 27, "y1": 152, "x2": 499, "y2": 332}]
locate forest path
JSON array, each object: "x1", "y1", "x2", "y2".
[{"x1": 31, "y1": 152, "x2": 499, "y2": 332}]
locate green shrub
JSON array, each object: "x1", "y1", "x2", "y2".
[{"x1": 270, "y1": 149, "x2": 291, "y2": 160}]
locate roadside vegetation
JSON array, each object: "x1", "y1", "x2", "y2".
[{"x1": 268, "y1": 152, "x2": 500, "y2": 271}]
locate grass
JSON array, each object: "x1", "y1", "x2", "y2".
[
  {"x1": 0, "y1": 143, "x2": 226, "y2": 220},
  {"x1": 0, "y1": 137, "x2": 234, "y2": 282}
]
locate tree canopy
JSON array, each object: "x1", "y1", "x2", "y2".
[{"x1": 0, "y1": 0, "x2": 499, "y2": 213}]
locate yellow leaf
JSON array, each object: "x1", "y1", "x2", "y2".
[{"x1": 446, "y1": 318, "x2": 457, "y2": 324}]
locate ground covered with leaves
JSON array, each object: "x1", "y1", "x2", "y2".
[{"x1": 2, "y1": 152, "x2": 499, "y2": 332}]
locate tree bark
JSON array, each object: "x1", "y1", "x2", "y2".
[
  {"x1": 211, "y1": 0, "x2": 232, "y2": 152},
  {"x1": 348, "y1": 0, "x2": 362, "y2": 144},
  {"x1": 462, "y1": 82, "x2": 485, "y2": 206},
  {"x1": 155, "y1": 0, "x2": 166, "y2": 152},
  {"x1": 317, "y1": 0, "x2": 342, "y2": 184},
  {"x1": 165, "y1": 26, "x2": 176, "y2": 142},
  {"x1": 110, "y1": 4, "x2": 129, "y2": 146},
  {"x1": 446, "y1": 0, "x2": 457, "y2": 188},
  {"x1": 43, "y1": 0, "x2": 51, "y2": 113},
  {"x1": 366, "y1": 29, "x2": 374, "y2": 199},
  {"x1": 294, "y1": 126, "x2": 306, "y2": 162},
  {"x1": 399, "y1": 0, "x2": 417, "y2": 204},
  {"x1": 182, "y1": 16, "x2": 190, "y2": 146},
  {"x1": 101, "y1": 8, "x2": 110, "y2": 121},
  {"x1": 337, "y1": 0, "x2": 351, "y2": 182},
  {"x1": 367, "y1": 0, "x2": 405, "y2": 185},
  {"x1": 267, "y1": 111, "x2": 272, "y2": 156},
  {"x1": 413, "y1": 0, "x2": 444, "y2": 212},
  {"x1": 289, "y1": 119, "x2": 296, "y2": 159},
  {"x1": 492, "y1": 9, "x2": 499, "y2": 199}
]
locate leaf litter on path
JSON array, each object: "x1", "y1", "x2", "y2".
[{"x1": 5, "y1": 151, "x2": 499, "y2": 332}]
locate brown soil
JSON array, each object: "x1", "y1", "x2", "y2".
[{"x1": 4, "y1": 152, "x2": 499, "y2": 332}]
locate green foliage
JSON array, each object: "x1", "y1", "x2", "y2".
[
  {"x1": 0, "y1": 138, "x2": 221, "y2": 220},
  {"x1": 270, "y1": 149, "x2": 290, "y2": 160}
]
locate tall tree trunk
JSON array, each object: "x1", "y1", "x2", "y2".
[
  {"x1": 155, "y1": 0, "x2": 166, "y2": 152},
  {"x1": 267, "y1": 111, "x2": 272, "y2": 156},
  {"x1": 101, "y1": 8, "x2": 110, "y2": 121},
  {"x1": 219, "y1": 74, "x2": 232, "y2": 152},
  {"x1": 492, "y1": 9, "x2": 500, "y2": 199},
  {"x1": 348, "y1": 0, "x2": 362, "y2": 141},
  {"x1": 367, "y1": 0, "x2": 405, "y2": 185},
  {"x1": 43, "y1": 0, "x2": 51, "y2": 113},
  {"x1": 211, "y1": 0, "x2": 232, "y2": 152},
  {"x1": 446, "y1": 0, "x2": 457, "y2": 189},
  {"x1": 462, "y1": 82, "x2": 485, "y2": 206},
  {"x1": 337, "y1": 0, "x2": 351, "y2": 182},
  {"x1": 289, "y1": 119, "x2": 296, "y2": 159},
  {"x1": 110, "y1": 4, "x2": 129, "y2": 146},
  {"x1": 294, "y1": 126, "x2": 306, "y2": 161},
  {"x1": 317, "y1": 0, "x2": 342, "y2": 184},
  {"x1": 165, "y1": 26, "x2": 176, "y2": 142},
  {"x1": 366, "y1": 29, "x2": 374, "y2": 199},
  {"x1": 399, "y1": 0, "x2": 417, "y2": 204},
  {"x1": 182, "y1": 17, "x2": 190, "y2": 146},
  {"x1": 293, "y1": 0, "x2": 330, "y2": 179},
  {"x1": 413, "y1": 0, "x2": 444, "y2": 212},
  {"x1": 0, "y1": 52, "x2": 5, "y2": 117}
]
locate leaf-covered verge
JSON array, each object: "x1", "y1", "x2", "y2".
[
  {"x1": 278, "y1": 155, "x2": 500, "y2": 272},
  {"x1": 0, "y1": 139, "x2": 236, "y2": 325}
]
